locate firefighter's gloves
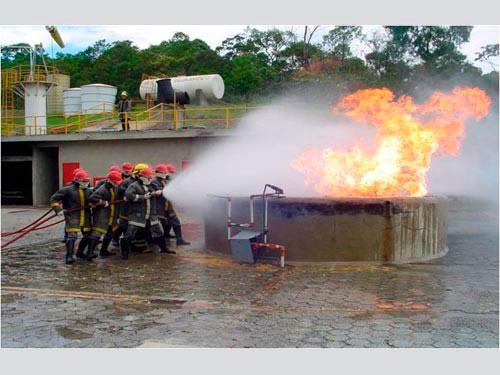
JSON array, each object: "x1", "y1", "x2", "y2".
[
  {"x1": 99, "y1": 200, "x2": 110, "y2": 207},
  {"x1": 144, "y1": 192, "x2": 152, "y2": 200}
]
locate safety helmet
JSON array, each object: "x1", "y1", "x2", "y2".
[
  {"x1": 74, "y1": 169, "x2": 90, "y2": 188},
  {"x1": 139, "y1": 167, "x2": 154, "y2": 185},
  {"x1": 108, "y1": 165, "x2": 121, "y2": 173},
  {"x1": 122, "y1": 162, "x2": 134, "y2": 175},
  {"x1": 166, "y1": 164, "x2": 176, "y2": 174},
  {"x1": 72, "y1": 168, "x2": 82, "y2": 178},
  {"x1": 155, "y1": 164, "x2": 168, "y2": 179},
  {"x1": 107, "y1": 170, "x2": 123, "y2": 186},
  {"x1": 133, "y1": 163, "x2": 149, "y2": 175},
  {"x1": 121, "y1": 91, "x2": 128, "y2": 98}
]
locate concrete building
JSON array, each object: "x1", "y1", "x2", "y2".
[{"x1": 1, "y1": 129, "x2": 232, "y2": 206}]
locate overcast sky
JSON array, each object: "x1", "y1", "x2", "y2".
[{"x1": 1, "y1": 25, "x2": 498, "y2": 72}]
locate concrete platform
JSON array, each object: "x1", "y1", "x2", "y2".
[{"x1": 204, "y1": 196, "x2": 448, "y2": 263}]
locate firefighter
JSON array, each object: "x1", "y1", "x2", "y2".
[
  {"x1": 120, "y1": 167, "x2": 174, "y2": 260},
  {"x1": 117, "y1": 91, "x2": 131, "y2": 131},
  {"x1": 164, "y1": 164, "x2": 190, "y2": 246},
  {"x1": 50, "y1": 169, "x2": 93, "y2": 264},
  {"x1": 87, "y1": 170, "x2": 123, "y2": 258},
  {"x1": 61, "y1": 167, "x2": 84, "y2": 244},
  {"x1": 113, "y1": 163, "x2": 146, "y2": 245}
]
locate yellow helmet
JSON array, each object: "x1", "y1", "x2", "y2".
[{"x1": 133, "y1": 163, "x2": 149, "y2": 175}]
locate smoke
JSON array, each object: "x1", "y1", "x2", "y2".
[
  {"x1": 164, "y1": 98, "x2": 376, "y2": 208},
  {"x1": 427, "y1": 112, "x2": 499, "y2": 202},
  {"x1": 165, "y1": 91, "x2": 498, "y2": 210}
]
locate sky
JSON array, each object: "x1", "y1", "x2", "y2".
[{"x1": 1, "y1": 25, "x2": 498, "y2": 72}]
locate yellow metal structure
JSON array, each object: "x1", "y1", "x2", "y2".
[
  {"x1": 1, "y1": 64, "x2": 59, "y2": 129},
  {"x1": 0, "y1": 103, "x2": 252, "y2": 136}
]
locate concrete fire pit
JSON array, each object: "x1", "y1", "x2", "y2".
[{"x1": 204, "y1": 196, "x2": 448, "y2": 263}]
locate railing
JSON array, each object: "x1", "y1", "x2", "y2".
[
  {"x1": 2, "y1": 64, "x2": 59, "y2": 84},
  {"x1": 0, "y1": 103, "x2": 254, "y2": 137}
]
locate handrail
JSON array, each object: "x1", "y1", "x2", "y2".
[{"x1": 1, "y1": 104, "x2": 256, "y2": 136}]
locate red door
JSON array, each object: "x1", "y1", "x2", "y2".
[{"x1": 62, "y1": 162, "x2": 80, "y2": 186}]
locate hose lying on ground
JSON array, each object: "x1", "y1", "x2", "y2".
[{"x1": 1, "y1": 199, "x2": 124, "y2": 250}]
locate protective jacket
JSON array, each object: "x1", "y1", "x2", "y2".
[
  {"x1": 89, "y1": 181, "x2": 119, "y2": 234},
  {"x1": 124, "y1": 180, "x2": 159, "y2": 227},
  {"x1": 151, "y1": 177, "x2": 167, "y2": 218},
  {"x1": 117, "y1": 176, "x2": 135, "y2": 220},
  {"x1": 50, "y1": 182, "x2": 92, "y2": 232}
]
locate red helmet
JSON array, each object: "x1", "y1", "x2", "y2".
[
  {"x1": 166, "y1": 164, "x2": 176, "y2": 174},
  {"x1": 107, "y1": 170, "x2": 123, "y2": 185},
  {"x1": 122, "y1": 162, "x2": 134, "y2": 174},
  {"x1": 139, "y1": 167, "x2": 154, "y2": 178},
  {"x1": 72, "y1": 168, "x2": 82, "y2": 178},
  {"x1": 74, "y1": 169, "x2": 90, "y2": 181},
  {"x1": 155, "y1": 164, "x2": 168, "y2": 176},
  {"x1": 108, "y1": 165, "x2": 121, "y2": 173}
]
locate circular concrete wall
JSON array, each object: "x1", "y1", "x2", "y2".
[{"x1": 204, "y1": 196, "x2": 448, "y2": 263}]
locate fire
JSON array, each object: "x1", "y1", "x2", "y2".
[{"x1": 292, "y1": 87, "x2": 491, "y2": 197}]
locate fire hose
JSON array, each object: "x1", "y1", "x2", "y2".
[{"x1": 1, "y1": 199, "x2": 124, "y2": 250}]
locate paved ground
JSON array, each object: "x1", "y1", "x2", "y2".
[{"x1": 1, "y1": 196, "x2": 498, "y2": 348}]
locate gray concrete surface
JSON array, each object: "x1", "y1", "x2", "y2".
[
  {"x1": 1, "y1": 207, "x2": 65, "y2": 249},
  {"x1": 205, "y1": 196, "x2": 448, "y2": 263},
  {"x1": 1, "y1": 196, "x2": 498, "y2": 348}
]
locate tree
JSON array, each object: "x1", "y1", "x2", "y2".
[
  {"x1": 384, "y1": 26, "x2": 473, "y2": 72},
  {"x1": 225, "y1": 55, "x2": 262, "y2": 102},
  {"x1": 323, "y1": 26, "x2": 363, "y2": 61},
  {"x1": 476, "y1": 43, "x2": 499, "y2": 71},
  {"x1": 301, "y1": 25, "x2": 320, "y2": 66}
]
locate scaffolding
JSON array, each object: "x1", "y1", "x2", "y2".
[{"x1": 1, "y1": 64, "x2": 59, "y2": 132}]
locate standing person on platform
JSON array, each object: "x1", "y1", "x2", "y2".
[{"x1": 117, "y1": 91, "x2": 131, "y2": 132}]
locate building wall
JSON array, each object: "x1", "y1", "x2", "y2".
[{"x1": 57, "y1": 136, "x2": 221, "y2": 188}]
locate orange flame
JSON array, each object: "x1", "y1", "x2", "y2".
[{"x1": 292, "y1": 87, "x2": 491, "y2": 197}]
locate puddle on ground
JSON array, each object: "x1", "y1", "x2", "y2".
[{"x1": 56, "y1": 326, "x2": 94, "y2": 340}]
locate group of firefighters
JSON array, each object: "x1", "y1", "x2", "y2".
[{"x1": 50, "y1": 162, "x2": 190, "y2": 264}]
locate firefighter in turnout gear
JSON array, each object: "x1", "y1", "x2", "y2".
[
  {"x1": 163, "y1": 164, "x2": 190, "y2": 246},
  {"x1": 120, "y1": 167, "x2": 174, "y2": 259},
  {"x1": 88, "y1": 171, "x2": 123, "y2": 259},
  {"x1": 50, "y1": 169, "x2": 92, "y2": 264},
  {"x1": 152, "y1": 164, "x2": 190, "y2": 246},
  {"x1": 113, "y1": 163, "x2": 147, "y2": 247}
]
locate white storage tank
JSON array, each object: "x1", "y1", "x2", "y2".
[
  {"x1": 139, "y1": 74, "x2": 224, "y2": 104},
  {"x1": 63, "y1": 88, "x2": 82, "y2": 116},
  {"x1": 172, "y1": 74, "x2": 224, "y2": 100},
  {"x1": 47, "y1": 73, "x2": 70, "y2": 114},
  {"x1": 81, "y1": 83, "x2": 117, "y2": 114}
]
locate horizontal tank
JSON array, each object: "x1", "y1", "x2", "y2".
[
  {"x1": 81, "y1": 83, "x2": 117, "y2": 114},
  {"x1": 139, "y1": 74, "x2": 224, "y2": 102},
  {"x1": 204, "y1": 196, "x2": 449, "y2": 264},
  {"x1": 47, "y1": 74, "x2": 70, "y2": 115},
  {"x1": 63, "y1": 88, "x2": 82, "y2": 116}
]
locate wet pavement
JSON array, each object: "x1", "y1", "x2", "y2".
[{"x1": 1, "y1": 197, "x2": 498, "y2": 348}]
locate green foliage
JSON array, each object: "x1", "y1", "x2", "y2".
[
  {"x1": 323, "y1": 26, "x2": 363, "y2": 61},
  {"x1": 2, "y1": 26, "x2": 496, "y2": 104}
]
